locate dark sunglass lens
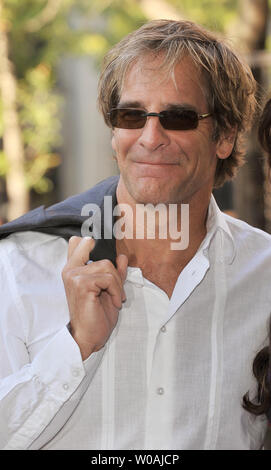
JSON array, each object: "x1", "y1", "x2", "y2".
[
  {"x1": 161, "y1": 110, "x2": 198, "y2": 130},
  {"x1": 110, "y1": 109, "x2": 146, "y2": 129}
]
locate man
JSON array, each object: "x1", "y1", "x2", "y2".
[{"x1": 0, "y1": 19, "x2": 271, "y2": 450}]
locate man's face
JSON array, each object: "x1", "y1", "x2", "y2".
[{"x1": 112, "y1": 55, "x2": 231, "y2": 206}]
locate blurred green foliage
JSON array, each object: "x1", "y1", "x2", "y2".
[
  {"x1": 18, "y1": 64, "x2": 62, "y2": 193},
  {"x1": 0, "y1": 0, "x2": 257, "y2": 197},
  {"x1": 0, "y1": 0, "x2": 73, "y2": 193},
  {"x1": 167, "y1": 0, "x2": 237, "y2": 32},
  {"x1": 0, "y1": 0, "x2": 148, "y2": 195}
]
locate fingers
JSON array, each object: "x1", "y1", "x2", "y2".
[
  {"x1": 67, "y1": 236, "x2": 95, "y2": 267},
  {"x1": 66, "y1": 237, "x2": 128, "y2": 303},
  {"x1": 91, "y1": 273, "x2": 123, "y2": 310},
  {"x1": 81, "y1": 258, "x2": 123, "y2": 294},
  {"x1": 68, "y1": 236, "x2": 81, "y2": 259}
]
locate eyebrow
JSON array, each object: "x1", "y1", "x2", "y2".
[
  {"x1": 165, "y1": 103, "x2": 198, "y2": 112},
  {"x1": 117, "y1": 101, "x2": 198, "y2": 112},
  {"x1": 117, "y1": 101, "x2": 143, "y2": 109}
]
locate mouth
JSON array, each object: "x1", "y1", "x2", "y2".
[
  {"x1": 133, "y1": 161, "x2": 179, "y2": 166},
  {"x1": 131, "y1": 160, "x2": 180, "y2": 178}
]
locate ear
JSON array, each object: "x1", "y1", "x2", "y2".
[{"x1": 216, "y1": 127, "x2": 237, "y2": 160}]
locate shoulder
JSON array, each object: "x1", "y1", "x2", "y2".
[
  {"x1": 223, "y1": 212, "x2": 271, "y2": 251},
  {"x1": 221, "y1": 214, "x2": 271, "y2": 291},
  {"x1": 0, "y1": 232, "x2": 70, "y2": 354},
  {"x1": 0, "y1": 231, "x2": 68, "y2": 278}
]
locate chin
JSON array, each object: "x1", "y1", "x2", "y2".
[
  {"x1": 131, "y1": 185, "x2": 179, "y2": 205},
  {"x1": 121, "y1": 174, "x2": 185, "y2": 205}
]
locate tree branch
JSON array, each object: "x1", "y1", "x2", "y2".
[{"x1": 0, "y1": 0, "x2": 29, "y2": 219}]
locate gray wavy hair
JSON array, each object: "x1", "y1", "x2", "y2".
[{"x1": 98, "y1": 19, "x2": 257, "y2": 187}]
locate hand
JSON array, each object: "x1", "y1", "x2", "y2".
[{"x1": 62, "y1": 236, "x2": 128, "y2": 360}]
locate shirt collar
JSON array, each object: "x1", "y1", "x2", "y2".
[
  {"x1": 199, "y1": 194, "x2": 236, "y2": 265},
  {"x1": 92, "y1": 189, "x2": 236, "y2": 266}
]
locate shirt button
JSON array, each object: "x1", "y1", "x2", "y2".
[
  {"x1": 72, "y1": 369, "x2": 80, "y2": 377},
  {"x1": 63, "y1": 383, "x2": 69, "y2": 391},
  {"x1": 157, "y1": 387, "x2": 164, "y2": 395},
  {"x1": 161, "y1": 326, "x2": 166, "y2": 333}
]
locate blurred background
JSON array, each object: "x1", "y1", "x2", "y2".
[
  {"x1": 0, "y1": 0, "x2": 271, "y2": 232},
  {"x1": 1, "y1": 0, "x2": 271, "y2": 449}
]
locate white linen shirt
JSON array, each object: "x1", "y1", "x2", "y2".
[{"x1": 0, "y1": 195, "x2": 271, "y2": 450}]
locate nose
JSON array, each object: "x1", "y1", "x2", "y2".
[{"x1": 138, "y1": 115, "x2": 170, "y2": 151}]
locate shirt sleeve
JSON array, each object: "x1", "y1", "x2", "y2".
[
  {"x1": 0, "y1": 326, "x2": 105, "y2": 450},
  {"x1": 0, "y1": 238, "x2": 105, "y2": 450}
]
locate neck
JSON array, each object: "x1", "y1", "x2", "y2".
[{"x1": 115, "y1": 188, "x2": 211, "y2": 272}]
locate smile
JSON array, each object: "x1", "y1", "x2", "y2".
[
  {"x1": 131, "y1": 161, "x2": 180, "y2": 178},
  {"x1": 133, "y1": 161, "x2": 179, "y2": 166}
]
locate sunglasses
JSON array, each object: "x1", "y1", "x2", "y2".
[{"x1": 107, "y1": 107, "x2": 212, "y2": 131}]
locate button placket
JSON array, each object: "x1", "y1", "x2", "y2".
[
  {"x1": 145, "y1": 315, "x2": 175, "y2": 448},
  {"x1": 72, "y1": 368, "x2": 80, "y2": 377}
]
